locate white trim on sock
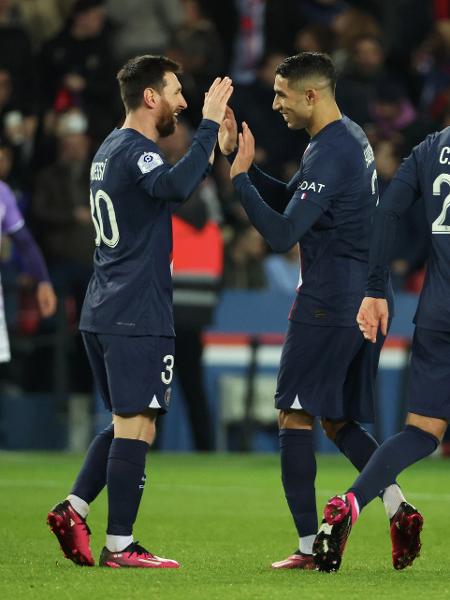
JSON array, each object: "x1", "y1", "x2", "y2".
[
  {"x1": 299, "y1": 534, "x2": 315, "y2": 555},
  {"x1": 382, "y1": 484, "x2": 406, "y2": 519},
  {"x1": 66, "y1": 494, "x2": 89, "y2": 519},
  {"x1": 106, "y1": 535, "x2": 134, "y2": 552}
]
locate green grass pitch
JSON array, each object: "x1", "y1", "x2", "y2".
[{"x1": 1, "y1": 452, "x2": 449, "y2": 599}]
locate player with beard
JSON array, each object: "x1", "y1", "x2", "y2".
[{"x1": 47, "y1": 55, "x2": 233, "y2": 568}]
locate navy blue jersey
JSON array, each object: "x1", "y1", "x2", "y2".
[
  {"x1": 367, "y1": 128, "x2": 450, "y2": 332},
  {"x1": 79, "y1": 119, "x2": 219, "y2": 336},
  {"x1": 234, "y1": 116, "x2": 383, "y2": 326}
]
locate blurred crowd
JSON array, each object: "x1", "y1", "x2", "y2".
[{"x1": 0, "y1": 0, "x2": 448, "y2": 331}]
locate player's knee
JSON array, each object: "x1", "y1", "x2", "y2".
[
  {"x1": 278, "y1": 409, "x2": 313, "y2": 430},
  {"x1": 406, "y1": 413, "x2": 448, "y2": 442},
  {"x1": 320, "y1": 419, "x2": 348, "y2": 441},
  {"x1": 113, "y1": 409, "x2": 157, "y2": 443}
]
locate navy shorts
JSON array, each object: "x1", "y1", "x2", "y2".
[
  {"x1": 275, "y1": 320, "x2": 386, "y2": 422},
  {"x1": 82, "y1": 332, "x2": 175, "y2": 415},
  {"x1": 408, "y1": 327, "x2": 450, "y2": 419}
]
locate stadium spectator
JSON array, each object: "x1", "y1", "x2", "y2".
[
  {"x1": 106, "y1": 0, "x2": 183, "y2": 64},
  {"x1": 39, "y1": 0, "x2": 118, "y2": 142},
  {"x1": 294, "y1": 24, "x2": 334, "y2": 55},
  {"x1": 264, "y1": 245, "x2": 300, "y2": 295},
  {"x1": 230, "y1": 0, "x2": 267, "y2": 85},
  {"x1": 371, "y1": 82, "x2": 437, "y2": 153},
  {"x1": 413, "y1": 19, "x2": 450, "y2": 120},
  {"x1": 264, "y1": 0, "x2": 346, "y2": 55},
  {"x1": 0, "y1": 0, "x2": 34, "y2": 114},
  {"x1": 331, "y1": 7, "x2": 382, "y2": 70},
  {"x1": 32, "y1": 109, "x2": 94, "y2": 302},
  {"x1": 336, "y1": 35, "x2": 392, "y2": 126},
  {"x1": 16, "y1": 0, "x2": 74, "y2": 51},
  {"x1": 0, "y1": 68, "x2": 37, "y2": 188},
  {"x1": 374, "y1": 140, "x2": 429, "y2": 290},
  {"x1": 224, "y1": 225, "x2": 267, "y2": 289}
]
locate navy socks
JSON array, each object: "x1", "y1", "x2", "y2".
[
  {"x1": 349, "y1": 425, "x2": 439, "y2": 510},
  {"x1": 71, "y1": 424, "x2": 114, "y2": 503},
  {"x1": 106, "y1": 438, "x2": 149, "y2": 536},
  {"x1": 279, "y1": 429, "x2": 318, "y2": 539},
  {"x1": 334, "y1": 421, "x2": 379, "y2": 472}
]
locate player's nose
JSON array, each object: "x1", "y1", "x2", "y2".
[{"x1": 179, "y1": 95, "x2": 188, "y2": 110}]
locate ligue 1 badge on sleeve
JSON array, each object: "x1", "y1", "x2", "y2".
[
  {"x1": 164, "y1": 387, "x2": 172, "y2": 406},
  {"x1": 137, "y1": 151, "x2": 163, "y2": 174}
]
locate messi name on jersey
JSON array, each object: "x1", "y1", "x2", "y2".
[{"x1": 90, "y1": 159, "x2": 108, "y2": 181}]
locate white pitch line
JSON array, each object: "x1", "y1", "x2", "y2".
[{"x1": 0, "y1": 480, "x2": 449, "y2": 503}]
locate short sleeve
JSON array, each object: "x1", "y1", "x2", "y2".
[
  {"x1": 295, "y1": 143, "x2": 348, "y2": 212},
  {"x1": 0, "y1": 182, "x2": 24, "y2": 234}
]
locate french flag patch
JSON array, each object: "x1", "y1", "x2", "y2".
[{"x1": 301, "y1": 192, "x2": 307, "y2": 200}]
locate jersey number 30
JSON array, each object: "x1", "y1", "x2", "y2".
[
  {"x1": 432, "y1": 174, "x2": 450, "y2": 234},
  {"x1": 90, "y1": 189, "x2": 120, "y2": 247}
]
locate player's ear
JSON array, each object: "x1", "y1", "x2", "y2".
[
  {"x1": 143, "y1": 87, "x2": 159, "y2": 109},
  {"x1": 305, "y1": 88, "x2": 316, "y2": 106}
]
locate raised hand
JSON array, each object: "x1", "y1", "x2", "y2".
[
  {"x1": 218, "y1": 106, "x2": 238, "y2": 155},
  {"x1": 202, "y1": 77, "x2": 234, "y2": 125},
  {"x1": 230, "y1": 122, "x2": 255, "y2": 179},
  {"x1": 356, "y1": 297, "x2": 389, "y2": 343}
]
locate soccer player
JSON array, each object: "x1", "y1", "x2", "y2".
[
  {"x1": 219, "y1": 52, "x2": 416, "y2": 570},
  {"x1": 47, "y1": 55, "x2": 233, "y2": 568},
  {"x1": 0, "y1": 181, "x2": 56, "y2": 360},
  {"x1": 314, "y1": 127, "x2": 450, "y2": 572}
]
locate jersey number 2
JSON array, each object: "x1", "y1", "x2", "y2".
[
  {"x1": 432, "y1": 173, "x2": 450, "y2": 234},
  {"x1": 90, "y1": 189, "x2": 120, "y2": 247}
]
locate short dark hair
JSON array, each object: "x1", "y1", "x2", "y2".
[
  {"x1": 117, "y1": 55, "x2": 182, "y2": 112},
  {"x1": 275, "y1": 52, "x2": 337, "y2": 93}
]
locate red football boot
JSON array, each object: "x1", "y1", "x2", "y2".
[
  {"x1": 99, "y1": 542, "x2": 180, "y2": 568},
  {"x1": 47, "y1": 500, "x2": 94, "y2": 566},
  {"x1": 390, "y1": 501, "x2": 423, "y2": 570},
  {"x1": 271, "y1": 551, "x2": 315, "y2": 570},
  {"x1": 313, "y1": 493, "x2": 358, "y2": 572}
]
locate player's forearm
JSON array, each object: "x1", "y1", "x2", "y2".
[
  {"x1": 233, "y1": 174, "x2": 319, "y2": 252},
  {"x1": 248, "y1": 164, "x2": 290, "y2": 212},
  {"x1": 11, "y1": 226, "x2": 50, "y2": 283},
  {"x1": 366, "y1": 178, "x2": 418, "y2": 297},
  {"x1": 366, "y1": 210, "x2": 399, "y2": 297},
  {"x1": 153, "y1": 119, "x2": 219, "y2": 201}
]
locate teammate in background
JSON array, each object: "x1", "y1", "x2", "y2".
[
  {"x1": 0, "y1": 181, "x2": 56, "y2": 360},
  {"x1": 47, "y1": 55, "x2": 233, "y2": 568},
  {"x1": 219, "y1": 52, "x2": 417, "y2": 570},
  {"x1": 314, "y1": 128, "x2": 450, "y2": 572}
]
